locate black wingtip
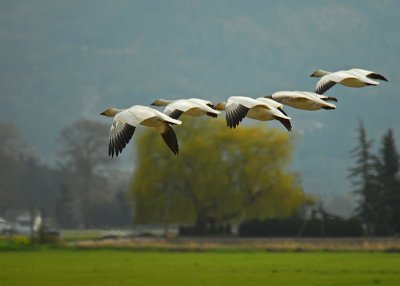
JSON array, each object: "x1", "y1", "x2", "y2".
[
  {"x1": 278, "y1": 107, "x2": 288, "y2": 116},
  {"x1": 368, "y1": 73, "x2": 388, "y2": 82},
  {"x1": 226, "y1": 113, "x2": 237, "y2": 129},
  {"x1": 324, "y1": 96, "x2": 338, "y2": 102},
  {"x1": 275, "y1": 117, "x2": 292, "y2": 132},
  {"x1": 161, "y1": 125, "x2": 179, "y2": 155}
]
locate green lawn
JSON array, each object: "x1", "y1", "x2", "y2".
[{"x1": 0, "y1": 250, "x2": 399, "y2": 286}]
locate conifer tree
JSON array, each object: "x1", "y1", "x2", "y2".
[
  {"x1": 374, "y1": 129, "x2": 400, "y2": 235},
  {"x1": 348, "y1": 121, "x2": 378, "y2": 234}
]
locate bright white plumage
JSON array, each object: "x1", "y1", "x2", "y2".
[{"x1": 100, "y1": 105, "x2": 182, "y2": 157}]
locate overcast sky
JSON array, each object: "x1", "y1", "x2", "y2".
[{"x1": 1, "y1": 0, "x2": 399, "y2": 215}]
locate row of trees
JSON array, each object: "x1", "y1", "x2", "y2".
[
  {"x1": 1, "y1": 116, "x2": 313, "y2": 233},
  {"x1": 130, "y1": 117, "x2": 313, "y2": 234},
  {"x1": 5, "y1": 115, "x2": 397, "y2": 236},
  {"x1": 1, "y1": 116, "x2": 312, "y2": 232},
  {"x1": 0, "y1": 120, "x2": 132, "y2": 229},
  {"x1": 349, "y1": 121, "x2": 400, "y2": 236}
]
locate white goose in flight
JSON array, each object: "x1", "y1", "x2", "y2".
[
  {"x1": 266, "y1": 91, "x2": 337, "y2": 111},
  {"x1": 215, "y1": 96, "x2": 292, "y2": 131},
  {"x1": 151, "y1": 98, "x2": 220, "y2": 119},
  {"x1": 100, "y1": 105, "x2": 182, "y2": 157},
  {"x1": 310, "y1": 68, "x2": 387, "y2": 95}
]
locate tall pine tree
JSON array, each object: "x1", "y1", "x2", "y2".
[
  {"x1": 348, "y1": 121, "x2": 378, "y2": 235},
  {"x1": 374, "y1": 129, "x2": 400, "y2": 235}
]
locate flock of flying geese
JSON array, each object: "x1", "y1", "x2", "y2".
[{"x1": 100, "y1": 68, "x2": 388, "y2": 157}]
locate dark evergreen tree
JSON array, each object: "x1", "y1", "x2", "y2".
[
  {"x1": 348, "y1": 121, "x2": 378, "y2": 234},
  {"x1": 374, "y1": 129, "x2": 400, "y2": 235}
]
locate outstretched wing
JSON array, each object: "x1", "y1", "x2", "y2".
[
  {"x1": 225, "y1": 101, "x2": 250, "y2": 129},
  {"x1": 274, "y1": 116, "x2": 292, "y2": 132},
  {"x1": 348, "y1": 68, "x2": 388, "y2": 82},
  {"x1": 320, "y1": 95, "x2": 338, "y2": 102},
  {"x1": 163, "y1": 100, "x2": 193, "y2": 120},
  {"x1": 367, "y1": 72, "x2": 388, "y2": 82},
  {"x1": 315, "y1": 78, "x2": 337, "y2": 95},
  {"x1": 277, "y1": 107, "x2": 288, "y2": 116},
  {"x1": 159, "y1": 124, "x2": 179, "y2": 155},
  {"x1": 108, "y1": 119, "x2": 136, "y2": 157}
]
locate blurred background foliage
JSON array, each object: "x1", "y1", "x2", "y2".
[{"x1": 131, "y1": 117, "x2": 312, "y2": 232}]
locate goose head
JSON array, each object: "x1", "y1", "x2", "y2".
[
  {"x1": 151, "y1": 99, "x2": 173, "y2": 106},
  {"x1": 310, "y1": 69, "x2": 331, "y2": 78},
  {"x1": 100, "y1": 108, "x2": 122, "y2": 117},
  {"x1": 214, "y1": 102, "x2": 226, "y2": 111}
]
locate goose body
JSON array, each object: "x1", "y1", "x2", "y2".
[
  {"x1": 215, "y1": 96, "x2": 292, "y2": 131},
  {"x1": 266, "y1": 91, "x2": 336, "y2": 111},
  {"x1": 151, "y1": 98, "x2": 220, "y2": 119},
  {"x1": 100, "y1": 105, "x2": 182, "y2": 157},
  {"x1": 255, "y1": 97, "x2": 285, "y2": 110},
  {"x1": 310, "y1": 68, "x2": 387, "y2": 94},
  {"x1": 187, "y1": 98, "x2": 215, "y2": 108}
]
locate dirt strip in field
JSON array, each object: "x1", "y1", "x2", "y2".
[{"x1": 73, "y1": 237, "x2": 400, "y2": 252}]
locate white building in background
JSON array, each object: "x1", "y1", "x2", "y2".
[
  {"x1": 12, "y1": 212, "x2": 32, "y2": 235},
  {"x1": 0, "y1": 217, "x2": 11, "y2": 234},
  {"x1": 3, "y1": 209, "x2": 43, "y2": 236}
]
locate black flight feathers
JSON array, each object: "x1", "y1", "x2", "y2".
[{"x1": 109, "y1": 123, "x2": 136, "y2": 158}]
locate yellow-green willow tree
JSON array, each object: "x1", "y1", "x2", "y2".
[{"x1": 131, "y1": 117, "x2": 311, "y2": 230}]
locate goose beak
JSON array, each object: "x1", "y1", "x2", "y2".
[{"x1": 100, "y1": 110, "x2": 106, "y2": 115}]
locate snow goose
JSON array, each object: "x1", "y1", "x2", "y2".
[
  {"x1": 265, "y1": 91, "x2": 336, "y2": 111},
  {"x1": 215, "y1": 96, "x2": 292, "y2": 131},
  {"x1": 151, "y1": 98, "x2": 220, "y2": 119},
  {"x1": 100, "y1": 105, "x2": 182, "y2": 157},
  {"x1": 310, "y1": 68, "x2": 387, "y2": 94}
]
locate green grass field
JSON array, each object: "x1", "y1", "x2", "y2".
[{"x1": 1, "y1": 250, "x2": 400, "y2": 286}]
